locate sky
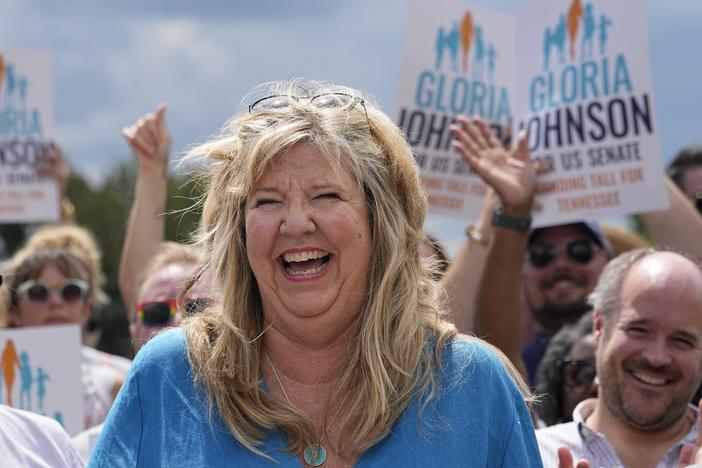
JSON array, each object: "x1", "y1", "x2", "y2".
[{"x1": 1, "y1": 0, "x2": 700, "y2": 254}]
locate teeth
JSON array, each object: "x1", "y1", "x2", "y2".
[
  {"x1": 284, "y1": 264, "x2": 326, "y2": 276},
  {"x1": 282, "y1": 250, "x2": 328, "y2": 263},
  {"x1": 632, "y1": 372, "x2": 667, "y2": 386}
]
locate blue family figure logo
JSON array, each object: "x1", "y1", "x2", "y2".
[
  {"x1": 433, "y1": 11, "x2": 499, "y2": 82},
  {"x1": 36, "y1": 367, "x2": 50, "y2": 414},
  {"x1": 435, "y1": 23, "x2": 459, "y2": 72},
  {"x1": 542, "y1": 1, "x2": 613, "y2": 70},
  {"x1": 0, "y1": 53, "x2": 43, "y2": 137},
  {"x1": 19, "y1": 351, "x2": 34, "y2": 410}
]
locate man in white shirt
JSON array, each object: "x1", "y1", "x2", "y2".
[{"x1": 537, "y1": 248, "x2": 702, "y2": 467}]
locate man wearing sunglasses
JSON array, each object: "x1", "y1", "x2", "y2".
[{"x1": 450, "y1": 116, "x2": 702, "y2": 387}]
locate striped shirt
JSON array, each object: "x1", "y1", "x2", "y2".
[{"x1": 536, "y1": 399, "x2": 698, "y2": 468}]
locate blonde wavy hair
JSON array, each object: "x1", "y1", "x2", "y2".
[{"x1": 182, "y1": 80, "x2": 526, "y2": 459}]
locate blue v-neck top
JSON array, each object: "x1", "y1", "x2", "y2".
[{"x1": 89, "y1": 329, "x2": 542, "y2": 467}]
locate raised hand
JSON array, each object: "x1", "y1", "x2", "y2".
[
  {"x1": 122, "y1": 103, "x2": 171, "y2": 173},
  {"x1": 450, "y1": 116, "x2": 536, "y2": 210}
]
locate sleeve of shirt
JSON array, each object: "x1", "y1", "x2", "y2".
[
  {"x1": 87, "y1": 356, "x2": 144, "y2": 467},
  {"x1": 499, "y1": 384, "x2": 544, "y2": 468}
]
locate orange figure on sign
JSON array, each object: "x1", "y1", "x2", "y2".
[
  {"x1": 460, "y1": 11, "x2": 474, "y2": 73},
  {"x1": 567, "y1": 0, "x2": 583, "y2": 60},
  {"x1": 1, "y1": 339, "x2": 21, "y2": 406},
  {"x1": 0, "y1": 54, "x2": 6, "y2": 95}
]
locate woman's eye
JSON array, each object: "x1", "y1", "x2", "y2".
[
  {"x1": 254, "y1": 199, "x2": 279, "y2": 207},
  {"x1": 316, "y1": 193, "x2": 340, "y2": 200}
]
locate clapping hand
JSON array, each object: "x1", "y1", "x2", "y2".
[
  {"x1": 557, "y1": 447, "x2": 590, "y2": 468},
  {"x1": 678, "y1": 400, "x2": 702, "y2": 467},
  {"x1": 450, "y1": 116, "x2": 537, "y2": 212}
]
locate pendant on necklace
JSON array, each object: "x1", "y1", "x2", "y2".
[{"x1": 303, "y1": 443, "x2": 327, "y2": 466}]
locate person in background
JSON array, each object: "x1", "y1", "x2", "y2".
[
  {"x1": 448, "y1": 116, "x2": 702, "y2": 385},
  {"x1": 91, "y1": 80, "x2": 540, "y2": 466},
  {"x1": 1, "y1": 247, "x2": 126, "y2": 429},
  {"x1": 535, "y1": 311, "x2": 596, "y2": 427},
  {"x1": 130, "y1": 241, "x2": 210, "y2": 352},
  {"x1": 667, "y1": 144, "x2": 702, "y2": 213},
  {"x1": 538, "y1": 248, "x2": 702, "y2": 467}
]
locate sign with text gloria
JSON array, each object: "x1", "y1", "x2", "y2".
[
  {"x1": 396, "y1": 0, "x2": 515, "y2": 221},
  {"x1": 397, "y1": 0, "x2": 667, "y2": 225},
  {"x1": 0, "y1": 50, "x2": 59, "y2": 223},
  {"x1": 514, "y1": 0, "x2": 667, "y2": 225}
]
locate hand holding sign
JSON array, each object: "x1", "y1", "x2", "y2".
[
  {"x1": 34, "y1": 142, "x2": 70, "y2": 199},
  {"x1": 122, "y1": 103, "x2": 171, "y2": 174},
  {"x1": 450, "y1": 116, "x2": 536, "y2": 213}
]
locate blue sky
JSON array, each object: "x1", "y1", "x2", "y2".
[{"x1": 2, "y1": 0, "x2": 700, "y2": 253}]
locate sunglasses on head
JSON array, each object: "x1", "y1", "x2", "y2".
[
  {"x1": 528, "y1": 239, "x2": 599, "y2": 269},
  {"x1": 17, "y1": 279, "x2": 89, "y2": 304},
  {"x1": 135, "y1": 298, "x2": 212, "y2": 327},
  {"x1": 558, "y1": 357, "x2": 597, "y2": 388}
]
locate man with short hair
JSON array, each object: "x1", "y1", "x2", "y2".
[{"x1": 537, "y1": 248, "x2": 702, "y2": 467}]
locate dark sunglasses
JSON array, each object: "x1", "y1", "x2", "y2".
[
  {"x1": 135, "y1": 298, "x2": 212, "y2": 327},
  {"x1": 17, "y1": 279, "x2": 89, "y2": 303},
  {"x1": 694, "y1": 190, "x2": 702, "y2": 215},
  {"x1": 528, "y1": 239, "x2": 599, "y2": 269},
  {"x1": 558, "y1": 357, "x2": 597, "y2": 388}
]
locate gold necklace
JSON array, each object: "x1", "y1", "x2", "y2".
[{"x1": 265, "y1": 352, "x2": 348, "y2": 466}]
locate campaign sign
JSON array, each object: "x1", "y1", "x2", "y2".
[
  {"x1": 396, "y1": 0, "x2": 515, "y2": 219},
  {"x1": 0, "y1": 325, "x2": 83, "y2": 435},
  {"x1": 514, "y1": 0, "x2": 668, "y2": 226},
  {"x1": 0, "y1": 50, "x2": 59, "y2": 223}
]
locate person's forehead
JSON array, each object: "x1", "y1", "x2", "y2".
[
  {"x1": 531, "y1": 225, "x2": 594, "y2": 245},
  {"x1": 138, "y1": 263, "x2": 197, "y2": 302},
  {"x1": 616, "y1": 253, "x2": 702, "y2": 327}
]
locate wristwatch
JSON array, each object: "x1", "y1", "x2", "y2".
[{"x1": 491, "y1": 206, "x2": 532, "y2": 232}]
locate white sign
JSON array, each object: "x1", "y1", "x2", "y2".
[
  {"x1": 514, "y1": 0, "x2": 668, "y2": 226},
  {"x1": 396, "y1": 0, "x2": 667, "y2": 226},
  {"x1": 0, "y1": 325, "x2": 84, "y2": 435},
  {"x1": 0, "y1": 50, "x2": 59, "y2": 223},
  {"x1": 396, "y1": 0, "x2": 515, "y2": 221}
]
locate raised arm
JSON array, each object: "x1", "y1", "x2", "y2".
[
  {"x1": 118, "y1": 104, "x2": 171, "y2": 316},
  {"x1": 442, "y1": 185, "x2": 497, "y2": 333},
  {"x1": 450, "y1": 116, "x2": 537, "y2": 378},
  {"x1": 640, "y1": 176, "x2": 702, "y2": 257}
]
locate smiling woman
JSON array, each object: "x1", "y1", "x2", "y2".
[{"x1": 90, "y1": 80, "x2": 542, "y2": 467}]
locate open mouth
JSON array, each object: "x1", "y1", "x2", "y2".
[{"x1": 279, "y1": 250, "x2": 332, "y2": 277}]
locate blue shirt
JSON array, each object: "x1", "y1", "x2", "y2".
[{"x1": 90, "y1": 329, "x2": 542, "y2": 467}]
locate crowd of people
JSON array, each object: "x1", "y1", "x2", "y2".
[{"x1": 0, "y1": 78, "x2": 702, "y2": 467}]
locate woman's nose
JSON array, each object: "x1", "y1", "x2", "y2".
[{"x1": 280, "y1": 202, "x2": 316, "y2": 237}]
